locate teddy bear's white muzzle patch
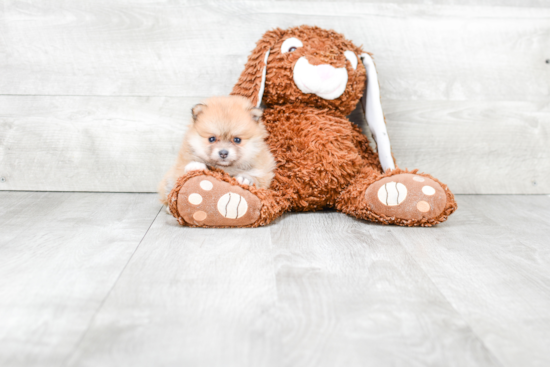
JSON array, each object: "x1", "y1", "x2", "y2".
[{"x1": 293, "y1": 57, "x2": 348, "y2": 100}]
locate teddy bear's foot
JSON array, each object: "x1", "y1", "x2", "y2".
[
  {"x1": 169, "y1": 174, "x2": 263, "y2": 227},
  {"x1": 337, "y1": 169, "x2": 457, "y2": 226},
  {"x1": 365, "y1": 173, "x2": 448, "y2": 222}
]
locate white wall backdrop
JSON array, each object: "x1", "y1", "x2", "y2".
[{"x1": 0, "y1": 0, "x2": 548, "y2": 193}]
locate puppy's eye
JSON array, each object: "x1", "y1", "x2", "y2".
[
  {"x1": 208, "y1": 137, "x2": 216, "y2": 143},
  {"x1": 344, "y1": 51, "x2": 358, "y2": 70},
  {"x1": 281, "y1": 37, "x2": 303, "y2": 54},
  {"x1": 233, "y1": 137, "x2": 241, "y2": 144}
]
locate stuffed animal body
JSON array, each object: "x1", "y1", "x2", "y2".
[
  {"x1": 167, "y1": 26, "x2": 457, "y2": 227},
  {"x1": 262, "y1": 104, "x2": 377, "y2": 211}
]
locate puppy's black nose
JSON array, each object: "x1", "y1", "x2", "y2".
[{"x1": 219, "y1": 150, "x2": 229, "y2": 159}]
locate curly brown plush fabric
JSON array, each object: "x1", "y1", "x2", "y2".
[
  {"x1": 336, "y1": 168, "x2": 457, "y2": 227},
  {"x1": 232, "y1": 26, "x2": 366, "y2": 116},
  {"x1": 168, "y1": 168, "x2": 287, "y2": 228},
  {"x1": 169, "y1": 25, "x2": 457, "y2": 227}
]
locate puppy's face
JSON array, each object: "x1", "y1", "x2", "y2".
[{"x1": 188, "y1": 96, "x2": 266, "y2": 167}]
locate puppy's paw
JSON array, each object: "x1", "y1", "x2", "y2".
[
  {"x1": 184, "y1": 161, "x2": 207, "y2": 174},
  {"x1": 236, "y1": 174, "x2": 254, "y2": 186}
]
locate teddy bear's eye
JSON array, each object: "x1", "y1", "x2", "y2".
[
  {"x1": 208, "y1": 137, "x2": 216, "y2": 143},
  {"x1": 344, "y1": 51, "x2": 358, "y2": 70},
  {"x1": 281, "y1": 37, "x2": 303, "y2": 54}
]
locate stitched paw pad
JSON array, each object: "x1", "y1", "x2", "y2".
[
  {"x1": 175, "y1": 175, "x2": 262, "y2": 227},
  {"x1": 365, "y1": 173, "x2": 446, "y2": 220}
]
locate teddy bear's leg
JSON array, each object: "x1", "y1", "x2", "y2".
[
  {"x1": 336, "y1": 167, "x2": 457, "y2": 226},
  {"x1": 167, "y1": 169, "x2": 289, "y2": 228}
]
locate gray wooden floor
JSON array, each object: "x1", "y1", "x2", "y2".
[{"x1": 1, "y1": 192, "x2": 549, "y2": 367}]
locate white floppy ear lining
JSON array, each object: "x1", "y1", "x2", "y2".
[
  {"x1": 360, "y1": 53, "x2": 395, "y2": 172},
  {"x1": 256, "y1": 49, "x2": 271, "y2": 108}
]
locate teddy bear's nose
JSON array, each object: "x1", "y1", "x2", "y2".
[{"x1": 317, "y1": 64, "x2": 336, "y2": 81}]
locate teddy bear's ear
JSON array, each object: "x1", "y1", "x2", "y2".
[
  {"x1": 231, "y1": 30, "x2": 282, "y2": 108},
  {"x1": 360, "y1": 53, "x2": 396, "y2": 172}
]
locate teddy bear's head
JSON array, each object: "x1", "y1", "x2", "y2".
[{"x1": 231, "y1": 25, "x2": 371, "y2": 116}]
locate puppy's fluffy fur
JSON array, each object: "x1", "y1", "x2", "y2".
[{"x1": 159, "y1": 96, "x2": 276, "y2": 204}]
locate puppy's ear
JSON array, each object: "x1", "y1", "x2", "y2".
[
  {"x1": 360, "y1": 53, "x2": 395, "y2": 173},
  {"x1": 231, "y1": 29, "x2": 284, "y2": 108},
  {"x1": 191, "y1": 103, "x2": 205, "y2": 121},
  {"x1": 250, "y1": 107, "x2": 263, "y2": 122}
]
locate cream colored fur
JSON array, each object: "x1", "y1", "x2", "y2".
[{"x1": 158, "y1": 96, "x2": 276, "y2": 205}]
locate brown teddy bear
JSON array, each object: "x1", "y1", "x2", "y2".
[{"x1": 167, "y1": 25, "x2": 457, "y2": 227}]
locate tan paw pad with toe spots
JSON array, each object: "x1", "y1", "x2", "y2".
[
  {"x1": 176, "y1": 175, "x2": 262, "y2": 227},
  {"x1": 365, "y1": 173, "x2": 446, "y2": 221}
]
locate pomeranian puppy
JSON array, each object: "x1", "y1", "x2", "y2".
[{"x1": 158, "y1": 95, "x2": 276, "y2": 205}]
